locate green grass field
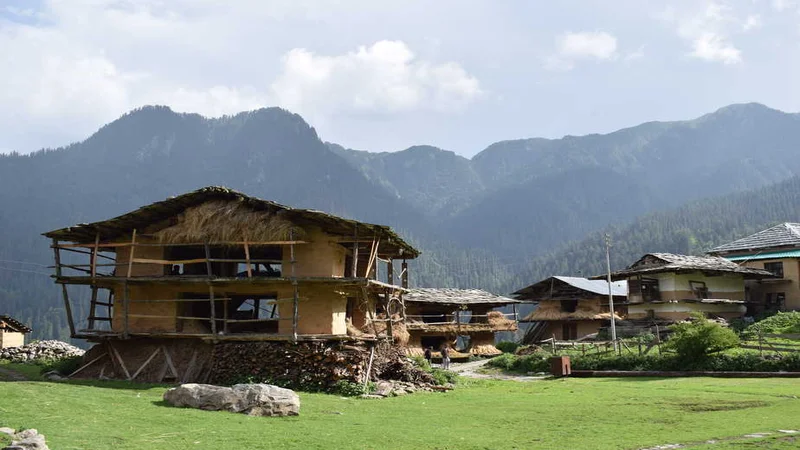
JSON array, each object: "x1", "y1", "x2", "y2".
[{"x1": 1, "y1": 366, "x2": 799, "y2": 449}]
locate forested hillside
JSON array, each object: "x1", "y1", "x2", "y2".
[{"x1": 1, "y1": 103, "x2": 799, "y2": 342}]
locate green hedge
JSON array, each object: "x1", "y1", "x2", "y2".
[
  {"x1": 488, "y1": 352, "x2": 800, "y2": 373},
  {"x1": 746, "y1": 311, "x2": 800, "y2": 334}
]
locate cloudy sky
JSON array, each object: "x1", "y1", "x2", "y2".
[{"x1": 2, "y1": 0, "x2": 799, "y2": 156}]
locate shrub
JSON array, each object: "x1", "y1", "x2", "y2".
[
  {"x1": 495, "y1": 341, "x2": 520, "y2": 354},
  {"x1": 39, "y1": 355, "x2": 83, "y2": 376},
  {"x1": 332, "y1": 380, "x2": 374, "y2": 397},
  {"x1": 747, "y1": 311, "x2": 800, "y2": 334},
  {"x1": 487, "y1": 353, "x2": 517, "y2": 371},
  {"x1": 410, "y1": 355, "x2": 432, "y2": 371},
  {"x1": 429, "y1": 368, "x2": 458, "y2": 385},
  {"x1": 515, "y1": 354, "x2": 549, "y2": 373},
  {"x1": 666, "y1": 314, "x2": 740, "y2": 360}
]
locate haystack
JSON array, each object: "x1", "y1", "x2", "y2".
[
  {"x1": 364, "y1": 313, "x2": 410, "y2": 345},
  {"x1": 487, "y1": 310, "x2": 515, "y2": 328},
  {"x1": 573, "y1": 301, "x2": 624, "y2": 320},
  {"x1": 154, "y1": 200, "x2": 304, "y2": 244},
  {"x1": 469, "y1": 331, "x2": 502, "y2": 356},
  {"x1": 523, "y1": 301, "x2": 568, "y2": 321}
]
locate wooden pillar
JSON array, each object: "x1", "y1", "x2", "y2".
[
  {"x1": 126, "y1": 229, "x2": 137, "y2": 278},
  {"x1": 204, "y1": 243, "x2": 217, "y2": 336},
  {"x1": 401, "y1": 260, "x2": 408, "y2": 288},
  {"x1": 290, "y1": 228, "x2": 298, "y2": 342},
  {"x1": 91, "y1": 233, "x2": 100, "y2": 278},
  {"x1": 243, "y1": 235, "x2": 252, "y2": 278},
  {"x1": 52, "y1": 239, "x2": 76, "y2": 337},
  {"x1": 123, "y1": 281, "x2": 130, "y2": 339},
  {"x1": 387, "y1": 259, "x2": 394, "y2": 285},
  {"x1": 384, "y1": 288, "x2": 393, "y2": 342},
  {"x1": 352, "y1": 226, "x2": 359, "y2": 278}
]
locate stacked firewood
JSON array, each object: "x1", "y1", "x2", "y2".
[
  {"x1": 209, "y1": 341, "x2": 369, "y2": 388},
  {"x1": 208, "y1": 340, "x2": 434, "y2": 389}
]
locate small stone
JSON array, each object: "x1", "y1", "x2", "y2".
[
  {"x1": 778, "y1": 430, "x2": 799, "y2": 434},
  {"x1": 743, "y1": 433, "x2": 771, "y2": 438},
  {"x1": 374, "y1": 381, "x2": 393, "y2": 397},
  {"x1": 0, "y1": 428, "x2": 15, "y2": 436}
]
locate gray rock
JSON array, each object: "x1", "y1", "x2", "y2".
[
  {"x1": 163, "y1": 383, "x2": 300, "y2": 417},
  {"x1": 0, "y1": 428, "x2": 14, "y2": 436},
  {"x1": 374, "y1": 381, "x2": 393, "y2": 397},
  {"x1": 3, "y1": 428, "x2": 49, "y2": 450},
  {"x1": 42, "y1": 372, "x2": 64, "y2": 382}
]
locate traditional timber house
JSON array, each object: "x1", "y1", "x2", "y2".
[
  {"x1": 43, "y1": 186, "x2": 419, "y2": 383},
  {"x1": 607, "y1": 253, "x2": 774, "y2": 321},
  {"x1": 402, "y1": 288, "x2": 519, "y2": 356},
  {"x1": 707, "y1": 223, "x2": 800, "y2": 314},
  {"x1": 0, "y1": 315, "x2": 31, "y2": 349},
  {"x1": 513, "y1": 276, "x2": 627, "y2": 341}
]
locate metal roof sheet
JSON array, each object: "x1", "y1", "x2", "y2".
[
  {"x1": 553, "y1": 276, "x2": 628, "y2": 297},
  {"x1": 724, "y1": 249, "x2": 800, "y2": 261}
]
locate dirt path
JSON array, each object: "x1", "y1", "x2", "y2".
[
  {"x1": 0, "y1": 366, "x2": 27, "y2": 382},
  {"x1": 450, "y1": 359, "x2": 548, "y2": 382}
]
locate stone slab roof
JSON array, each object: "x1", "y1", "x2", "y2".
[
  {"x1": 404, "y1": 288, "x2": 520, "y2": 306},
  {"x1": 709, "y1": 223, "x2": 800, "y2": 254},
  {"x1": 0, "y1": 315, "x2": 32, "y2": 333},
  {"x1": 606, "y1": 253, "x2": 775, "y2": 280}
]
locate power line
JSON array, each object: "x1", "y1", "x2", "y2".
[
  {"x1": 0, "y1": 266, "x2": 51, "y2": 276},
  {"x1": 0, "y1": 259, "x2": 49, "y2": 267}
]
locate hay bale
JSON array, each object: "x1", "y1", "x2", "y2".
[
  {"x1": 470, "y1": 344, "x2": 502, "y2": 356},
  {"x1": 523, "y1": 301, "x2": 568, "y2": 321},
  {"x1": 487, "y1": 311, "x2": 515, "y2": 328},
  {"x1": 154, "y1": 200, "x2": 305, "y2": 244}
]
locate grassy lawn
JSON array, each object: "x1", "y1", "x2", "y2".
[{"x1": 0, "y1": 376, "x2": 799, "y2": 449}]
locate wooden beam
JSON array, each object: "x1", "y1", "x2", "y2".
[
  {"x1": 352, "y1": 225, "x2": 359, "y2": 278},
  {"x1": 244, "y1": 236, "x2": 252, "y2": 278},
  {"x1": 205, "y1": 243, "x2": 217, "y2": 337},
  {"x1": 132, "y1": 257, "x2": 208, "y2": 265},
  {"x1": 130, "y1": 347, "x2": 161, "y2": 380},
  {"x1": 182, "y1": 349, "x2": 198, "y2": 383},
  {"x1": 387, "y1": 259, "x2": 393, "y2": 285},
  {"x1": 401, "y1": 260, "x2": 408, "y2": 288},
  {"x1": 162, "y1": 346, "x2": 179, "y2": 379},
  {"x1": 68, "y1": 353, "x2": 108, "y2": 378},
  {"x1": 54, "y1": 240, "x2": 308, "y2": 249},
  {"x1": 91, "y1": 233, "x2": 100, "y2": 278},
  {"x1": 123, "y1": 281, "x2": 130, "y2": 339},
  {"x1": 126, "y1": 229, "x2": 137, "y2": 278},
  {"x1": 108, "y1": 342, "x2": 131, "y2": 379},
  {"x1": 290, "y1": 228, "x2": 298, "y2": 342}
]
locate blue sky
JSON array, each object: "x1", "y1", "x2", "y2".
[{"x1": 1, "y1": 0, "x2": 799, "y2": 156}]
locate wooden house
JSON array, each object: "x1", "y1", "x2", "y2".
[
  {"x1": 43, "y1": 186, "x2": 419, "y2": 382},
  {"x1": 403, "y1": 288, "x2": 519, "y2": 356},
  {"x1": 514, "y1": 276, "x2": 627, "y2": 341},
  {"x1": 607, "y1": 253, "x2": 774, "y2": 321},
  {"x1": 707, "y1": 223, "x2": 800, "y2": 314},
  {"x1": 0, "y1": 315, "x2": 31, "y2": 349}
]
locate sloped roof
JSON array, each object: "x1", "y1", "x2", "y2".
[
  {"x1": 404, "y1": 288, "x2": 520, "y2": 306},
  {"x1": 513, "y1": 276, "x2": 627, "y2": 300},
  {"x1": 606, "y1": 253, "x2": 774, "y2": 280},
  {"x1": 709, "y1": 223, "x2": 800, "y2": 254},
  {"x1": 42, "y1": 186, "x2": 419, "y2": 258},
  {"x1": 0, "y1": 315, "x2": 32, "y2": 333}
]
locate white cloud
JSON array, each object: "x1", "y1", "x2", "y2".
[
  {"x1": 270, "y1": 40, "x2": 482, "y2": 116},
  {"x1": 545, "y1": 31, "x2": 618, "y2": 71},
  {"x1": 742, "y1": 14, "x2": 762, "y2": 31},
  {"x1": 771, "y1": 0, "x2": 796, "y2": 12},
  {"x1": 665, "y1": 2, "x2": 745, "y2": 64}
]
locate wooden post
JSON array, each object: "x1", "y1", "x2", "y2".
[
  {"x1": 363, "y1": 344, "x2": 375, "y2": 389},
  {"x1": 223, "y1": 298, "x2": 229, "y2": 335},
  {"x1": 655, "y1": 323, "x2": 661, "y2": 355},
  {"x1": 551, "y1": 334, "x2": 556, "y2": 353},
  {"x1": 243, "y1": 235, "x2": 252, "y2": 278},
  {"x1": 204, "y1": 243, "x2": 217, "y2": 336},
  {"x1": 91, "y1": 233, "x2": 100, "y2": 278},
  {"x1": 387, "y1": 259, "x2": 394, "y2": 285},
  {"x1": 88, "y1": 286, "x2": 99, "y2": 330},
  {"x1": 126, "y1": 229, "x2": 137, "y2": 278},
  {"x1": 401, "y1": 260, "x2": 408, "y2": 288},
  {"x1": 384, "y1": 289, "x2": 393, "y2": 342},
  {"x1": 53, "y1": 238, "x2": 76, "y2": 337},
  {"x1": 123, "y1": 281, "x2": 130, "y2": 339},
  {"x1": 290, "y1": 228, "x2": 298, "y2": 342},
  {"x1": 352, "y1": 226, "x2": 359, "y2": 277}
]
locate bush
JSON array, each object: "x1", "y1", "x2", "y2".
[
  {"x1": 487, "y1": 353, "x2": 517, "y2": 371},
  {"x1": 410, "y1": 355, "x2": 432, "y2": 371},
  {"x1": 332, "y1": 380, "x2": 374, "y2": 397},
  {"x1": 487, "y1": 353, "x2": 549, "y2": 374},
  {"x1": 747, "y1": 311, "x2": 800, "y2": 334},
  {"x1": 429, "y1": 368, "x2": 459, "y2": 386},
  {"x1": 39, "y1": 356, "x2": 83, "y2": 376},
  {"x1": 495, "y1": 341, "x2": 520, "y2": 354},
  {"x1": 666, "y1": 314, "x2": 740, "y2": 360}
]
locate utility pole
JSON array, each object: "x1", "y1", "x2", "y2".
[{"x1": 605, "y1": 234, "x2": 618, "y2": 351}]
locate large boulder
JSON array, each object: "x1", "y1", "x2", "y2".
[
  {"x1": 163, "y1": 383, "x2": 300, "y2": 417},
  {"x1": 1, "y1": 428, "x2": 49, "y2": 450}
]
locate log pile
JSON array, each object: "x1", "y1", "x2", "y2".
[{"x1": 208, "y1": 341, "x2": 370, "y2": 389}]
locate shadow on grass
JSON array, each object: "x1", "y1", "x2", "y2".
[{"x1": 61, "y1": 378, "x2": 172, "y2": 391}]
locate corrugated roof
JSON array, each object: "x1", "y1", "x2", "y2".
[
  {"x1": 553, "y1": 276, "x2": 628, "y2": 297},
  {"x1": 724, "y1": 250, "x2": 800, "y2": 262},
  {"x1": 709, "y1": 223, "x2": 800, "y2": 254},
  {"x1": 404, "y1": 288, "x2": 520, "y2": 306},
  {"x1": 606, "y1": 253, "x2": 775, "y2": 280},
  {"x1": 0, "y1": 315, "x2": 32, "y2": 333},
  {"x1": 42, "y1": 186, "x2": 419, "y2": 258}
]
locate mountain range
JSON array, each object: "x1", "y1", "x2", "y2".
[{"x1": 1, "y1": 102, "x2": 799, "y2": 341}]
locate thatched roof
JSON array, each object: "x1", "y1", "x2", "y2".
[
  {"x1": 709, "y1": 223, "x2": 800, "y2": 254},
  {"x1": 42, "y1": 186, "x2": 419, "y2": 258},
  {"x1": 522, "y1": 299, "x2": 623, "y2": 322},
  {"x1": 404, "y1": 288, "x2": 520, "y2": 306},
  {"x1": 513, "y1": 276, "x2": 627, "y2": 301},
  {"x1": 602, "y1": 253, "x2": 775, "y2": 280},
  {"x1": 0, "y1": 315, "x2": 31, "y2": 333}
]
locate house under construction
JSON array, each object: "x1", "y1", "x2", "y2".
[{"x1": 43, "y1": 186, "x2": 419, "y2": 384}]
